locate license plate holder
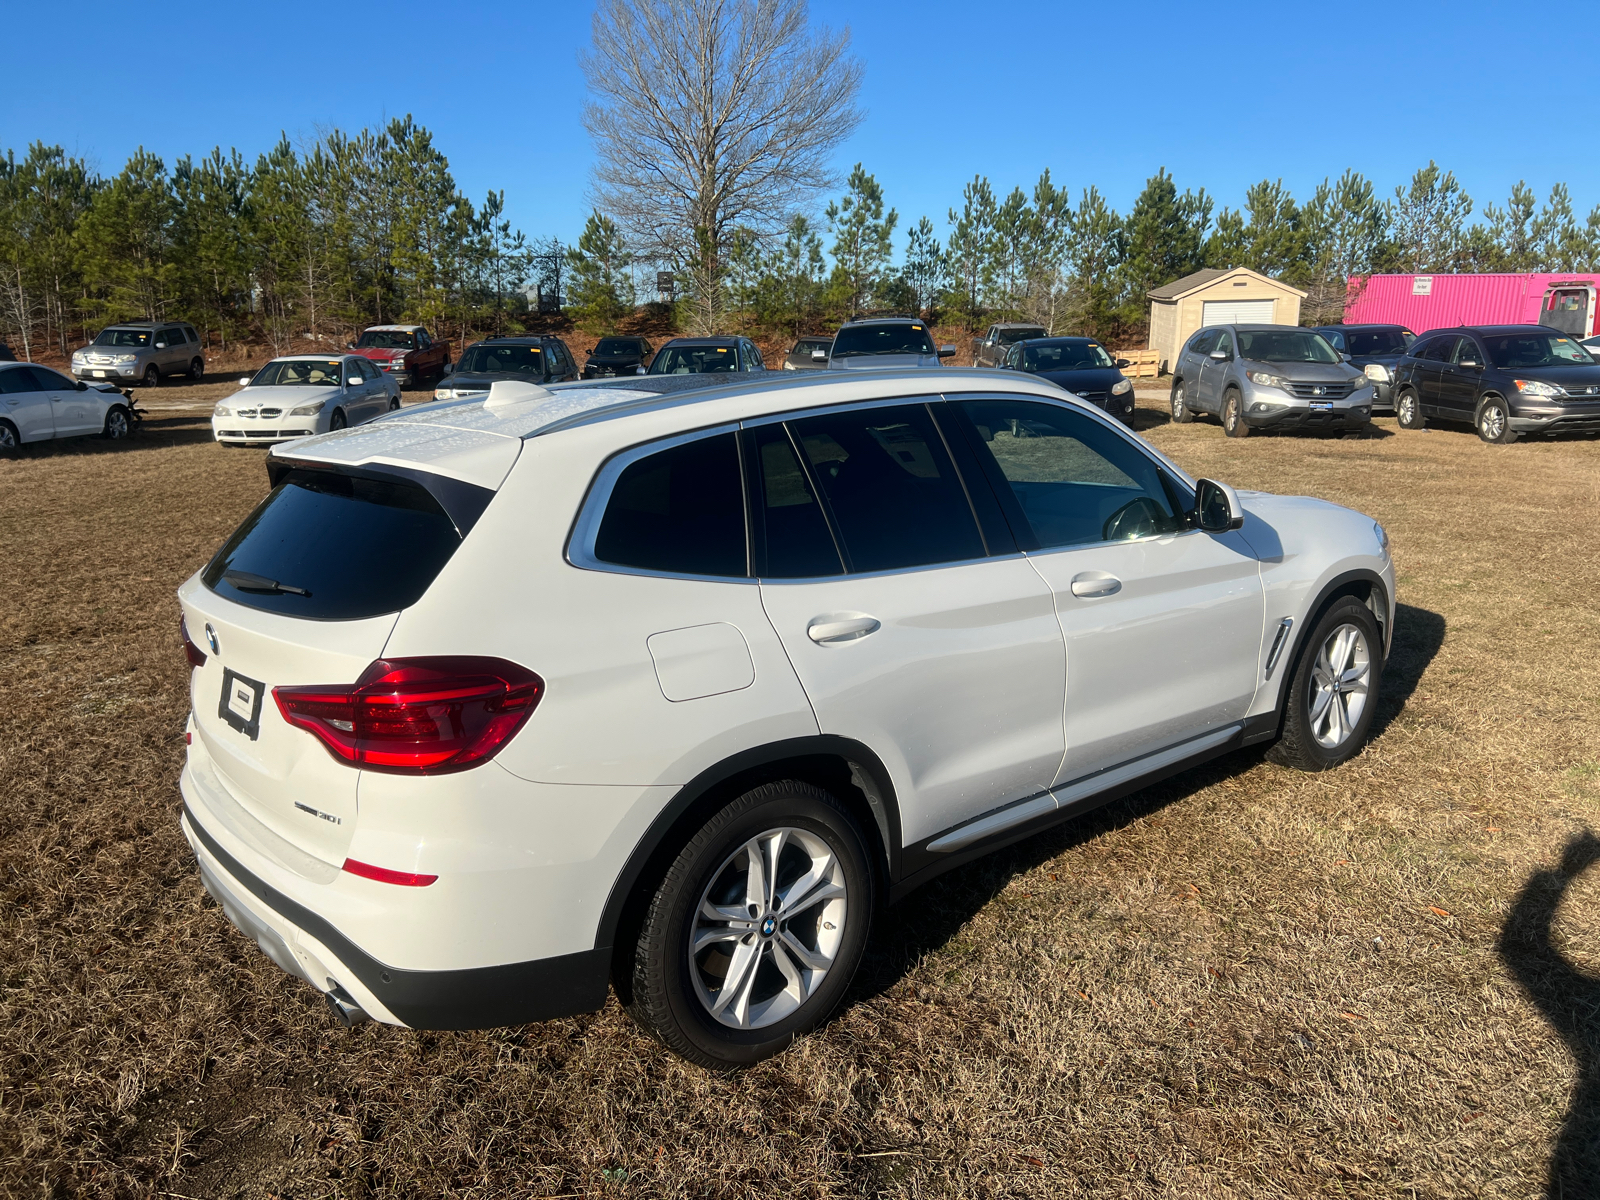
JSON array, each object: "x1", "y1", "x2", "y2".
[
  {"x1": 1310, "y1": 400, "x2": 1334, "y2": 411},
  {"x1": 93, "y1": 370, "x2": 107, "y2": 377},
  {"x1": 218, "y1": 668, "x2": 266, "y2": 740}
]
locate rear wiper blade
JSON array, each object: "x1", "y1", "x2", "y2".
[{"x1": 223, "y1": 569, "x2": 312, "y2": 597}]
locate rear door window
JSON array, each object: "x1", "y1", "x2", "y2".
[
  {"x1": 0, "y1": 366, "x2": 42, "y2": 393},
  {"x1": 786, "y1": 403, "x2": 985, "y2": 573},
  {"x1": 594, "y1": 432, "x2": 746, "y2": 577},
  {"x1": 954, "y1": 399, "x2": 1187, "y2": 549},
  {"x1": 203, "y1": 470, "x2": 466, "y2": 619},
  {"x1": 746, "y1": 424, "x2": 843, "y2": 578}
]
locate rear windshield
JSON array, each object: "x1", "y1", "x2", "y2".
[
  {"x1": 1345, "y1": 329, "x2": 1413, "y2": 355},
  {"x1": 830, "y1": 324, "x2": 935, "y2": 358},
  {"x1": 997, "y1": 327, "x2": 1047, "y2": 345},
  {"x1": 1237, "y1": 330, "x2": 1339, "y2": 363},
  {"x1": 203, "y1": 470, "x2": 462, "y2": 620},
  {"x1": 1484, "y1": 332, "x2": 1595, "y2": 368},
  {"x1": 457, "y1": 343, "x2": 543, "y2": 374}
]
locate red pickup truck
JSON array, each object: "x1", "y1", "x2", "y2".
[{"x1": 348, "y1": 324, "x2": 450, "y2": 389}]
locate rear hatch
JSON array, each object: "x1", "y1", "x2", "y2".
[{"x1": 180, "y1": 465, "x2": 476, "y2": 866}]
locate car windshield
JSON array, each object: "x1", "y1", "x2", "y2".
[
  {"x1": 1022, "y1": 341, "x2": 1114, "y2": 370},
  {"x1": 1345, "y1": 329, "x2": 1412, "y2": 356},
  {"x1": 1238, "y1": 330, "x2": 1339, "y2": 363},
  {"x1": 997, "y1": 327, "x2": 1047, "y2": 345},
  {"x1": 650, "y1": 345, "x2": 740, "y2": 373},
  {"x1": 456, "y1": 344, "x2": 543, "y2": 374},
  {"x1": 356, "y1": 330, "x2": 416, "y2": 349},
  {"x1": 793, "y1": 339, "x2": 830, "y2": 353},
  {"x1": 830, "y1": 324, "x2": 935, "y2": 358},
  {"x1": 94, "y1": 328, "x2": 151, "y2": 348},
  {"x1": 593, "y1": 338, "x2": 644, "y2": 355},
  {"x1": 249, "y1": 359, "x2": 344, "y2": 387},
  {"x1": 1483, "y1": 332, "x2": 1596, "y2": 368}
]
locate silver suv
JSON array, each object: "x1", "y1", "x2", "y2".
[
  {"x1": 1169, "y1": 324, "x2": 1375, "y2": 437},
  {"x1": 825, "y1": 318, "x2": 956, "y2": 370},
  {"x1": 72, "y1": 321, "x2": 205, "y2": 388}
]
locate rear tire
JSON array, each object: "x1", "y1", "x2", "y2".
[
  {"x1": 627, "y1": 780, "x2": 874, "y2": 1069},
  {"x1": 1170, "y1": 379, "x2": 1194, "y2": 424},
  {"x1": 1268, "y1": 597, "x2": 1384, "y2": 772},
  {"x1": 1476, "y1": 396, "x2": 1517, "y2": 444},
  {"x1": 1396, "y1": 389, "x2": 1424, "y2": 429},
  {"x1": 188, "y1": 358, "x2": 204, "y2": 381},
  {"x1": 1222, "y1": 388, "x2": 1250, "y2": 438}
]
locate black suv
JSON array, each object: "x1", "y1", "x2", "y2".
[
  {"x1": 1391, "y1": 325, "x2": 1600, "y2": 443},
  {"x1": 647, "y1": 336, "x2": 766, "y2": 374},
  {"x1": 1311, "y1": 324, "x2": 1414, "y2": 413},
  {"x1": 437, "y1": 335, "x2": 578, "y2": 400},
  {"x1": 582, "y1": 336, "x2": 653, "y2": 379}
]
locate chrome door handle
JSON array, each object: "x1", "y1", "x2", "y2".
[
  {"x1": 807, "y1": 616, "x2": 880, "y2": 644},
  {"x1": 1069, "y1": 573, "x2": 1121, "y2": 598}
]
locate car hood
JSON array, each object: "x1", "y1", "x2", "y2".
[
  {"x1": 226, "y1": 384, "x2": 343, "y2": 408},
  {"x1": 829, "y1": 353, "x2": 940, "y2": 370},
  {"x1": 1033, "y1": 366, "x2": 1125, "y2": 392},
  {"x1": 1241, "y1": 358, "x2": 1361, "y2": 383},
  {"x1": 352, "y1": 347, "x2": 409, "y2": 361}
]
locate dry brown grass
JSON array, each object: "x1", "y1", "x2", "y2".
[{"x1": 3, "y1": 395, "x2": 1600, "y2": 1199}]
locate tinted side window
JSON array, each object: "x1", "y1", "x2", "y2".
[
  {"x1": 1323, "y1": 329, "x2": 1347, "y2": 351},
  {"x1": 1418, "y1": 336, "x2": 1455, "y2": 362},
  {"x1": 957, "y1": 399, "x2": 1186, "y2": 549},
  {"x1": 1453, "y1": 338, "x2": 1485, "y2": 365},
  {"x1": 160, "y1": 327, "x2": 184, "y2": 345},
  {"x1": 0, "y1": 366, "x2": 41, "y2": 394},
  {"x1": 747, "y1": 424, "x2": 843, "y2": 578},
  {"x1": 788, "y1": 404, "x2": 984, "y2": 573},
  {"x1": 594, "y1": 432, "x2": 746, "y2": 577},
  {"x1": 1213, "y1": 331, "x2": 1235, "y2": 359},
  {"x1": 1188, "y1": 330, "x2": 1218, "y2": 356}
]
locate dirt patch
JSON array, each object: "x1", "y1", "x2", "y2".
[{"x1": 2, "y1": 402, "x2": 1599, "y2": 1197}]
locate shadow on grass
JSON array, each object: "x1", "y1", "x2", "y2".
[
  {"x1": 1499, "y1": 830, "x2": 1600, "y2": 1196},
  {"x1": 852, "y1": 599, "x2": 1447, "y2": 1005},
  {"x1": 3, "y1": 415, "x2": 224, "y2": 458}
]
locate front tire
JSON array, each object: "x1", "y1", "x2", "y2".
[
  {"x1": 142, "y1": 365, "x2": 160, "y2": 388},
  {"x1": 102, "y1": 405, "x2": 130, "y2": 440},
  {"x1": 329, "y1": 408, "x2": 348, "y2": 431},
  {"x1": 0, "y1": 419, "x2": 19, "y2": 453},
  {"x1": 627, "y1": 781, "x2": 874, "y2": 1069},
  {"x1": 1170, "y1": 379, "x2": 1194, "y2": 424},
  {"x1": 1222, "y1": 388, "x2": 1250, "y2": 438},
  {"x1": 1268, "y1": 597, "x2": 1384, "y2": 771},
  {"x1": 1396, "y1": 389, "x2": 1424, "y2": 429},
  {"x1": 1477, "y1": 396, "x2": 1517, "y2": 444},
  {"x1": 388, "y1": 395, "x2": 401, "y2": 412}
]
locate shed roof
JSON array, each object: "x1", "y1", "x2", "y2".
[{"x1": 1147, "y1": 266, "x2": 1306, "y2": 301}]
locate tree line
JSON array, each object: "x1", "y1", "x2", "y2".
[{"x1": 0, "y1": 117, "x2": 554, "y2": 361}]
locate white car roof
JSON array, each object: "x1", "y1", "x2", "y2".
[
  {"x1": 264, "y1": 354, "x2": 354, "y2": 362},
  {"x1": 269, "y1": 369, "x2": 1169, "y2": 492}
]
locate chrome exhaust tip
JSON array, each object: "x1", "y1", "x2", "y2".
[{"x1": 324, "y1": 982, "x2": 369, "y2": 1028}]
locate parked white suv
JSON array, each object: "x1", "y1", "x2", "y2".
[{"x1": 178, "y1": 369, "x2": 1395, "y2": 1067}]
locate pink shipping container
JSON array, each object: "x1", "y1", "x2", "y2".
[{"x1": 1343, "y1": 273, "x2": 1600, "y2": 338}]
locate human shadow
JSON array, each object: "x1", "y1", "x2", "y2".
[{"x1": 1498, "y1": 830, "x2": 1600, "y2": 1196}]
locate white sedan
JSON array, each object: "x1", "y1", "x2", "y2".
[
  {"x1": 0, "y1": 361, "x2": 134, "y2": 449},
  {"x1": 211, "y1": 355, "x2": 400, "y2": 447}
]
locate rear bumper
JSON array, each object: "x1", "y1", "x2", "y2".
[{"x1": 181, "y1": 800, "x2": 611, "y2": 1030}]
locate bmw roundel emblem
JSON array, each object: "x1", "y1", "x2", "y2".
[
  {"x1": 760, "y1": 916, "x2": 777, "y2": 937},
  {"x1": 204, "y1": 623, "x2": 219, "y2": 654}
]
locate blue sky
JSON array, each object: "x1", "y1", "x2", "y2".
[{"x1": 7, "y1": 0, "x2": 1590, "y2": 256}]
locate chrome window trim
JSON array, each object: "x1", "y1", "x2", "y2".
[{"x1": 566, "y1": 421, "x2": 755, "y2": 584}]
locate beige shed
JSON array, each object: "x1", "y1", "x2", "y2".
[{"x1": 1147, "y1": 267, "x2": 1306, "y2": 372}]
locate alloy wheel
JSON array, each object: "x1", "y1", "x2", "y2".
[
  {"x1": 1480, "y1": 403, "x2": 1507, "y2": 441},
  {"x1": 1308, "y1": 622, "x2": 1371, "y2": 750},
  {"x1": 106, "y1": 409, "x2": 128, "y2": 439},
  {"x1": 0, "y1": 423, "x2": 16, "y2": 449},
  {"x1": 143, "y1": 366, "x2": 159, "y2": 388},
  {"x1": 688, "y1": 826, "x2": 847, "y2": 1031},
  {"x1": 1398, "y1": 393, "x2": 1417, "y2": 425}
]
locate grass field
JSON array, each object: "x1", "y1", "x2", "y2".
[{"x1": 3, "y1": 380, "x2": 1600, "y2": 1199}]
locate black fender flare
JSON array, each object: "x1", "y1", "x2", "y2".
[{"x1": 592, "y1": 736, "x2": 902, "y2": 957}]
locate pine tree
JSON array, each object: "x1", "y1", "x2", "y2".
[
  {"x1": 1299, "y1": 170, "x2": 1388, "y2": 323},
  {"x1": 74, "y1": 148, "x2": 178, "y2": 325},
  {"x1": 566, "y1": 210, "x2": 633, "y2": 333},
  {"x1": 946, "y1": 176, "x2": 997, "y2": 329},
  {"x1": 902, "y1": 216, "x2": 947, "y2": 318},
  {"x1": 1065, "y1": 186, "x2": 1123, "y2": 341},
  {"x1": 825, "y1": 163, "x2": 897, "y2": 317},
  {"x1": 1119, "y1": 168, "x2": 1211, "y2": 319},
  {"x1": 1389, "y1": 162, "x2": 1473, "y2": 273}
]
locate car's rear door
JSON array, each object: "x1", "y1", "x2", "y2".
[
  {"x1": 0, "y1": 364, "x2": 53, "y2": 440},
  {"x1": 950, "y1": 397, "x2": 1263, "y2": 783},
  {"x1": 1411, "y1": 335, "x2": 1452, "y2": 414},
  {"x1": 750, "y1": 401, "x2": 1066, "y2": 848}
]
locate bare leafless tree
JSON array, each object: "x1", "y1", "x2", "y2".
[{"x1": 582, "y1": 0, "x2": 862, "y2": 334}]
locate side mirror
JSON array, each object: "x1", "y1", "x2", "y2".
[
  {"x1": 155, "y1": 342, "x2": 167, "y2": 349},
  {"x1": 76, "y1": 380, "x2": 88, "y2": 391},
  {"x1": 442, "y1": 362, "x2": 454, "y2": 375},
  {"x1": 811, "y1": 349, "x2": 828, "y2": 362},
  {"x1": 1195, "y1": 479, "x2": 1245, "y2": 533},
  {"x1": 1209, "y1": 349, "x2": 1228, "y2": 360},
  {"x1": 346, "y1": 342, "x2": 355, "y2": 350},
  {"x1": 1116, "y1": 358, "x2": 1131, "y2": 368},
  {"x1": 938, "y1": 344, "x2": 957, "y2": 358},
  {"x1": 1460, "y1": 357, "x2": 1482, "y2": 370},
  {"x1": 238, "y1": 375, "x2": 252, "y2": 386}
]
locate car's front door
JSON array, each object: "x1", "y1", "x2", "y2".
[
  {"x1": 750, "y1": 402, "x2": 1067, "y2": 847},
  {"x1": 31, "y1": 366, "x2": 98, "y2": 435},
  {"x1": 1196, "y1": 330, "x2": 1234, "y2": 412},
  {"x1": 347, "y1": 359, "x2": 383, "y2": 422},
  {"x1": 950, "y1": 397, "x2": 1264, "y2": 783},
  {"x1": 0, "y1": 364, "x2": 53, "y2": 441},
  {"x1": 1437, "y1": 335, "x2": 1485, "y2": 420}
]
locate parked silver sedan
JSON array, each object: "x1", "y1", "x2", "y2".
[
  {"x1": 211, "y1": 355, "x2": 400, "y2": 447},
  {"x1": 0, "y1": 361, "x2": 134, "y2": 449}
]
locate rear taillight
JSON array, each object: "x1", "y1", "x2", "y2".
[
  {"x1": 273, "y1": 657, "x2": 543, "y2": 775},
  {"x1": 181, "y1": 617, "x2": 207, "y2": 669}
]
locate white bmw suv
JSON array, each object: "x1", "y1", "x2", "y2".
[{"x1": 178, "y1": 369, "x2": 1394, "y2": 1067}]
